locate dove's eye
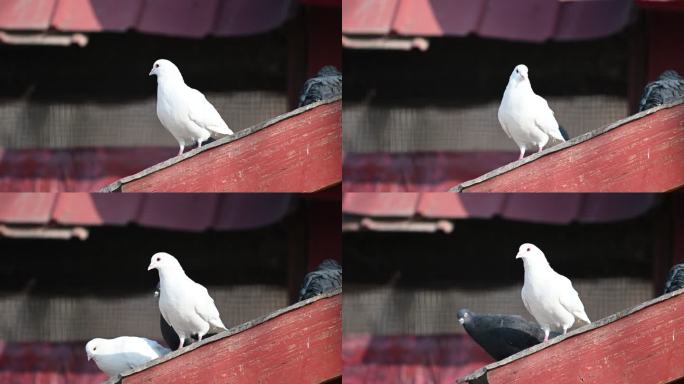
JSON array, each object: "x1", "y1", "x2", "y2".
[
  {"x1": 156, "y1": 257, "x2": 161, "y2": 262},
  {"x1": 155, "y1": 64, "x2": 159, "y2": 68},
  {"x1": 93, "y1": 347, "x2": 97, "y2": 351},
  {"x1": 527, "y1": 247, "x2": 530, "y2": 252}
]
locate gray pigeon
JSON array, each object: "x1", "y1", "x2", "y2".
[
  {"x1": 298, "y1": 259, "x2": 342, "y2": 301},
  {"x1": 664, "y1": 262, "x2": 684, "y2": 294},
  {"x1": 148, "y1": 252, "x2": 227, "y2": 349},
  {"x1": 638, "y1": 70, "x2": 684, "y2": 112},
  {"x1": 457, "y1": 309, "x2": 559, "y2": 360},
  {"x1": 298, "y1": 66, "x2": 342, "y2": 107}
]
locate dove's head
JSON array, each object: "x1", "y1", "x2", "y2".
[
  {"x1": 457, "y1": 308, "x2": 472, "y2": 325},
  {"x1": 85, "y1": 338, "x2": 106, "y2": 361},
  {"x1": 510, "y1": 64, "x2": 529, "y2": 83},
  {"x1": 147, "y1": 252, "x2": 182, "y2": 272},
  {"x1": 149, "y1": 59, "x2": 183, "y2": 81},
  {"x1": 515, "y1": 243, "x2": 546, "y2": 263}
]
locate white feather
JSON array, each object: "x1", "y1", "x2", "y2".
[{"x1": 85, "y1": 336, "x2": 169, "y2": 377}]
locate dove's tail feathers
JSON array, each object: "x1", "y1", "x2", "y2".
[
  {"x1": 209, "y1": 318, "x2": 227, "y2": 332},
  {"x1": 575, "y1": 311, "x2": 591, "y2": 324}
]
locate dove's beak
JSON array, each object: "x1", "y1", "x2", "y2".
[
  {"x1": 147, "y1": 262, "x2": 154, "y2": 271},
  {"x1": 86, "y1": 353, "x2": 92, "y2": 361},
  {"x1": 515, "y1": 252, "x2": 523, "y2": 259},
  {"x1": 149, "y1": 68, "x2": 155, "y2": 76}
]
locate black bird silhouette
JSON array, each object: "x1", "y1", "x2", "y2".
[
  {"x1": 298, "y1": 259, "x2": 342, "y2": 301},
  {"x1": 638, "y1": 70, "x2": 684, "y2": 112},
  {"x1": 457, "y1": 308, "x2": 560, "y2": 360},
  {"x1": 298, "y1": 66, "x2": 342, "y2": 107}
]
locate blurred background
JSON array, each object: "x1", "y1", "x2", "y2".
[
  {"x1": 342, "y1": 0, "x2": 684, "y2": 191},
  {"x1": 0, "y1": 0, "x2": 340, "y2": 191},
  {"x1": 341, "y1": 192, "x2": 684, "y2": 383},
  {"x1": 0, "y1": 191, "x2": 340, "y2": 383}
]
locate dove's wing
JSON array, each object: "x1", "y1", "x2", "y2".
[
  {"x1": 192, "y1": 282, "x2": 227, "y2": 330},
  {"x1": 144, "y1": 338, "x2": 171, "y2": 358},
  {"x1": 186, "y1": 88, "x2": 234, "y2": 136},
  {"x1": 556, "y1": 276, "x2": 590, "y2": 324},
  {"x1": 532, "y1": 95, "x2": 564, "y2": 141},
  {"x1": 497, "y1": 105, "x2": 513, "y2": 139}
]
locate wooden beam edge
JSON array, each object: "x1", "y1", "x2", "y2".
[
  {"x1": 99, "y1": 96, "x2": 342, "y2": 193},
  {"x1": 457, "y1": 287, "x2": 684, "y2": 384},
  {"x1": 450, "y1": 97, "x2": 684, "y2": 192},
  {"x1": 102, "y1": 288, "x2": 342, "y2": 384}
]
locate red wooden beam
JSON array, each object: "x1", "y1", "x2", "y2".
[
  {"x1": 453, "y1": 100, "x2": 684, "y2": 192},
  {"x1": 101, "y1": 98, "x2": 341, "y2": 192},
  {"x1": 459, "y1": 289, "x2": 684, "y2": 384},
  {"x1": 108, "y1": 290, "x2": 341, "y2": 384}
]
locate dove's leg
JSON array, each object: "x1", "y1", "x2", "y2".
[
  {"x1": 562, "y1": 326, "x2": 569, "y2": 335},
  {"x1": 518, "y1": 147, "x2": 525, "y2": 160},
  {"x1": 537, "y1": 143, "x2": 544, "y2": 153},
  {"x1": 177, "y1": 145, "x2": 184, "y2": 156},
  {"x1": 178, "y1": 336, "x2": 185, "y2": 350},
  {"x1": 542, "y1": 327, "x2": 550, "y2": 342},
  {"x1": 197, "y1": 138, "x2": 204, "y2": 149}
]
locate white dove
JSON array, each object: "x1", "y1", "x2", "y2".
[
  {"x1": 149, "y1": 59, "x2": 234, "y2": 156},
  {"x1": 147, "y1": 252, "x2": 227, "y2": 349},
  {"x1": 85, "y1": 336, "x2": 170, "y2": 377},
  {"x1": 498, "y1": 64, "x2": 565, "y2": 160},
  {"x1": 516, "y1": 243, "x2": 590, "y2": 342}
]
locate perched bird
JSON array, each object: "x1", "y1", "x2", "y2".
[
  {"x1": 664, "y1": 262, "x2": 684, "y2": 294},
  {"x1": 149, "y1": 59, "x2": 234, "y2": 156},
  {"x1": 153, "y1": 283, "x2": 215, "y2": 350},
  {"x1": 298, "y1": 259, "x2": 342, "y2": 301},
  {"x1": 498, "y1": 65, "x2": 565, "y2": 160},
  {"x1": 85, "y1": 336, "x2": 170, "y2": 377},
  {"x1": 516, "y1": 243, "x2": 590, "y2": 341},
  {"x1": 457, "y1": 309, "x2": 558, "y2": 360},
  {"x1": 298, "y1": 66, "x2": 342, "y2": 107},
  {"x1": 639, "y1": 70, "x2": 684, "y2": 112},
  {"x1": 148, "y1": 252, "x2": 227, "y2": 349}
]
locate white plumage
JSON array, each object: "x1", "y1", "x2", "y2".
[
  {"x1": 149, "y1": 59, "x2": 234, "y2": 156},
  {"x1": 516, "y1": 243, "x2": 590, "y2": 342},
  {"x1": 147, "y1": 252, "x2": 227, "y2": 349},
  {"x1": 498, "y1": 64, "x2": 565, "y2": 160},
  {"x1": 85, "y1": 336, "x2": 169, "y2": 377}
]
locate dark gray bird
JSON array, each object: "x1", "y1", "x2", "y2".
[
  {"x1": 664, "y1": 263, "x2": 684, "y2": 294},
  {"x1": 298, "y1": 259, "x2": 342, "y2": 301},
  {"x1": 154, "y1": 283, "x2": 216, "y2": 350},
  {"x1": 457, "y1": 308, "x2": 559, "y2": 360},
  {"x1": 638, "y1": 70, "x2": 684, "y2": 112},
  {"x1": 298, "y1": 66, "x2": 342, "y2": 107}
]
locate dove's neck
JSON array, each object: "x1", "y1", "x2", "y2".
[
  {"x1": 158, "y1": 266, "x2": 187, "y2": 287},
  {"x1": 157, "y1": 73, "x2": 186, "y2": 90},
  {"x1": 507, "y1": 78, "x2": 533, "y2": 95},
  {"x1": 522, "y1": 258, "x2": 553, "y2": 280}
]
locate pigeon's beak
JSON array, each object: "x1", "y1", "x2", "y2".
[
  {"x1": 86, "y1": 353, "x2": 92, "y2": 361},
  {"x1": 149, "y1": 68, "x2": 155, "y2": 76},
  {"x1": 147, "y1": 262, "x2": 155, "y2": 271},
  {"x1": 515, "y1": 252, "x2": 523, "y2": 259}
]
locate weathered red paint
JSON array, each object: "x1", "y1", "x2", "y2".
[
  {"x1": 464, "y1": 291, "x2": 684, "y2": 384},
  {"x1": 117, "y1": 100, "x2": 341, "y2": 192},
  {"x1": 120, "y1": 293, "x2": 341, "y2": 384},
  {"x1": 461, "y1": 103, "x2": 684, "y2": 192}
]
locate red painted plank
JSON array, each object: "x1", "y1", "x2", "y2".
[
  {"x1": 0, "y1": 0, "x2": 56, "y2": 30},
  {"x1": 0, "y1": 194, "x2": 57, "y2": 224},
  {"x1": 117, "y1": 100, "x2": 341, "y2": 192},
  {"x1": 136, "y1": 0, "x2": 219, "y2": 38},
  {"x1": 52, "y1": 194, "x2": 144, "y2": 226},
  {"x1": 213, "y1": 0, "x2": 292, "y2": 36},
  {"x1": 461, "y1": 103, "x2": 684, "y2": 192},
  {"x1": 121, "y1": 293, "x2": 341, "y2": 384},
  {"x1": 342, "y1": 0, "x2": 398, "y2": 34},
  {"x1": 52, "y1": 0, "x2": 141, "y2": 32},
  {"x1": 343, "y1": 193, "x2": 420, "y2": 217},
  {"x1": 471, "y1": 291, "x2": 684, "y2": 384},
  {"x1": 392, "y1": 0, "x2": 482, "y2": 37}
]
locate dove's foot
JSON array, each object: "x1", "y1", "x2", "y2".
[
  {"x1": 543, "y1": 329, "x2": 550, "y2": 342},
  {"x1": 518, "y1": 148, "x2": 525, "y2": 160},
  {"x1": 177, "y1": 146, "x2": 184, "y2": 156}
]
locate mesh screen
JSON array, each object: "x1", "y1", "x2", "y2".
[
  {"x1": 0, "y1": 285, "x2": 287, "y2": 342},
  {"x1": 343, "y1": 96, "x2": 628, "y2": 152},
  {"x1": 343, "y1": 278, "x2": 653, "y2": 335},
  {"x1": 0, "y1": 92, "x2": 287, "y2": 148}
]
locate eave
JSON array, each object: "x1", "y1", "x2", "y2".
[
  {"x1": 101, "y1": 97, "x2": 341, "y2": 192},
  {"x1": 105, "y1": 289, "x2": 341, "y2": 384},
  {"x1": 452, "y1": 99, "x2": 684, "y2": 192}
]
